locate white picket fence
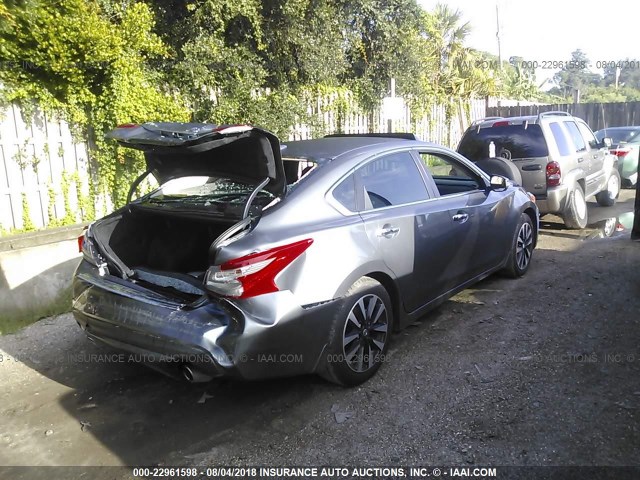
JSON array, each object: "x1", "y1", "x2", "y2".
[{"x1": 0, "y1": 96, "x2": 496, "y2": 232}]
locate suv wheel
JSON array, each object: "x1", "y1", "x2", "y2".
[
  {"x1": 319, "y1": 277, "x2": 392, "y2": 386},
  {"x1": 563, "y1": 185, "x2": 588, "y2": 229},
  {"x1": 595, "y1": 171, "x2": 620, "y2": 207}
]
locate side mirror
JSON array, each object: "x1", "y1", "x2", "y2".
[
  {"x1": 489, "y1": 175, "x2": 508, "y2": 191},
  {"x1": 603, "y1": 137, "x2": 612, "y2": 148}
]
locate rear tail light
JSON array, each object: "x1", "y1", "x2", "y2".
[
  {"x1": 610, "y1": 148, "x2": 631, "y2": 158},
  {"x1": 205, "y1": 239, "x2": 313, "y2": 299},
  {"x1": 78, "y1": 227, "x2": 102, "y2": 268},
  {"x1": 546, "y1": 161, "x2": 561, "y2": 187}
]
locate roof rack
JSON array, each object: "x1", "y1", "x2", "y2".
[
  {"x1": 471, "y1": 116, "x2": 503, "y2": 126},
  {"x1": 537, "y1": 111, "x2": 571, "y2": 121},
  {"x1": 324, "y1": 133, "x2": 418, "y2": 140}
]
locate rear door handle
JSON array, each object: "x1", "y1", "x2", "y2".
[
  {"x1": 578, "y1": 157, "x2": 584, "y2": 163},
  {"x1": 377, "y1": 224, "x2": 400, "y2": 238},
  {"x1": 452, "y1": 212, "x2": 469, "y2": 223}
]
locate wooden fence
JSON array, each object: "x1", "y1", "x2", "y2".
[
  {"x1": 486, "y1": 101, "x2": 640, "y2": 132},
  {"x1": 0, "y1": 96, "x2": 491, "y2": 232}
]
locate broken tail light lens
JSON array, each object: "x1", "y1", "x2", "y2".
[
  {"x1": 205, "y1": 239, "x2": 313, "y2": 299},
  {"x1": 79, "y1": 228, "x2": 100, "y2": 267},
  {"x1": 546, "y1": 161, "x2": 562, "y2": 187}
]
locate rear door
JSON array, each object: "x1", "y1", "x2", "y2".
[
  {"x1": 576, "y1": 120, "x2": 607, "y2": 193},
  {"x1": 562, "y1": 120, "x2": 600, "y2": 195},
  {"x1": 355, "y1": 151, "x2": 462, "y2": 313}
]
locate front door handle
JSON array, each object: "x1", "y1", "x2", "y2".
[
  {"x1": 377, "y1": 224, "x2": 400, "y2": 238},
  {"x1": 452, "y1": 212, "x2": 469, "y2": 223},
  {"x1": 578, "y1": 157, "x2": 584, "y2": 163}
]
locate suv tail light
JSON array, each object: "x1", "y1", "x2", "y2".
[
  {"x1": 205, "y1": 239, "x2": 313, "y2": 299},
  {"x1": 546, "y1": 161, "x2": 561, "y2": 187},
  {"x1": 610, "y1": 148, "x2": 631, "y2": 158}
]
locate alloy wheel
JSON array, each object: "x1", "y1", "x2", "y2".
[
  {"x1": 342, "y1": 294, "x2": 388, "y2": 373},
  {"x1": 516, "y1": 222, "x2": 533, "y2": 271}
]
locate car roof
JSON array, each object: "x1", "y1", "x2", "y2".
[
  {"x1": 473, "y1": 113, "x2": 582, "y2": 129},
  {"x1": 594, "y1": 126, "x2": 640, "y2": 131},
  {"x1": 281, "y1": 136, "x2": 435, "y2": 162}
]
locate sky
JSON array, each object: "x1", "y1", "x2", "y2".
[{"x1": 418, "y1": 0, "x2": 640, "y2": 86}]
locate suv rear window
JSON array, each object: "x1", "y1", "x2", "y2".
[{"x1": 458, "y1": 124, "x2": 549, "y2": 160}]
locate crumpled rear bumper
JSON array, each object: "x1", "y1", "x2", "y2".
[{"x1": 72, "y1": 260, "x2": 337, "y2": 380}]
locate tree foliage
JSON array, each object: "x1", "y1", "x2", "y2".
[
  {"x1": 546, "y1": 49, "x2": 640, "y2": 103},
  {"x1": 0, "y1": 0, "x2": 188, "y2": 205},
  {"x1": 0, "y1": 0, "x2": 555, "y2": 212}
]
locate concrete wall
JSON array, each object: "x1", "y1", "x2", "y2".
[{"x1": 0, "y1": 225, "x2": 85, "y2": 334}]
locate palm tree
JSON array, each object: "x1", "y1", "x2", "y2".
[{"x1": 416, "y1": 4, "x2": 498, "y2": 144}]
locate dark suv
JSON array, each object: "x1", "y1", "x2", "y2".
[{"x1": 458, "y1": 112, "x2": 620, "y2": 229}]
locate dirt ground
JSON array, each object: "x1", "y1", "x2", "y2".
[{"x1": 0, "y1": 190, "x2": 638, "y2": 478}]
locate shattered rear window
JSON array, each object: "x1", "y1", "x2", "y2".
[{"x1": 148, "y1": 176, "x2": 274, "y2": 206}]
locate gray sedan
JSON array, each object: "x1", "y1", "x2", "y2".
[{"x1": 72, "y1": 125, "x2": 538, "y2": 386}]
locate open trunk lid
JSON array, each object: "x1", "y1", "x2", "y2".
[{"x1": 106, "y1": 123, "x2": 285, "y2": 196}]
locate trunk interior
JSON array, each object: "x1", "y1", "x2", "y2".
[{"x1": 93, "y1": 207, "x2": 235, "y2": 279}]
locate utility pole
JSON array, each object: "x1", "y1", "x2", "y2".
[
  {"x1": 496, "y1": 4, "x2": 502, "y2": 68},
  {"x1": 387, "y1": 78, "x2": 395, "y2": 133}
]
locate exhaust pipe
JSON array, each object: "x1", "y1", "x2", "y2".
[{"x1": 182, "y1": 364, "x2": 214, "y2": 383}]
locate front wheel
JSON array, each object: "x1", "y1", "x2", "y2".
[
  {"x1": 595, "y1": 171, "x2": 620, "y2": 207},
  {"x1": 502, "y1": 213, "x2": 535, "y2": 278},
  {"x1": 563, "y1": 185, "x2": 588, "y2": 229},
  {"x1": 318, "y1": 277, "x2": 392, "y2": 386}
]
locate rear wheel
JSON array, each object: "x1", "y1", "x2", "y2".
[
  {"x1": 502, "y1": 213, "x2": 535, "y2": 278},
  {"x1": 595, "y1": 171, "x2": 620, "y2": 207},
  {"x1": 563, "y1": 185, "x2": 588, "y2": 229},
  {"x1": 319, "y1": 277, "x2": 392, "y2": 386}
]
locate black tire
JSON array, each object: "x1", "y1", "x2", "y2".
[
  {"x1": 563, "y1": 185, "x2": 588, "y2": 229},
  {"x1": 595, "y1": 171, "x2": 620, "y2": 207},
  {"x1": 502, "y1": 213, "x2": 535, "y2": 278},
  {"x1": 318, "y1": 277, "x2": 392, "y2": 386},
  {"x1": 474, "y1": 157, "x2": 523, "y2": 185}
]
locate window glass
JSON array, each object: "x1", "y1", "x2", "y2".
[
  {"x1": 332, "y1": 174, "x2": 356, "y2": 211},
  {"x1": 419, "y1": 153, "x2": 482, "y2": 196},
  {"x1": 564, "y1": 121, "x2": 587, "y2": 152},
  {"x1": 148, "y1": 176, "x2": 272, "y2": 206},
  {"x1": 283, "y1": 158, "x2": 317, "y2": 185},
  {"x1": 595, "y1": 128, "x2": 640, "y2": 144},
  {"x1": 549, "y1": 122, "x2": 573, "y2": 156},
  {"x1": 458, "y1": 124, "x2": 549, "y2": 160},
  {"x1": 357, "y1": 152, "x2": 428, "y2": 209},
  {"x1": 576, "y1": 121, "x2": 598, "y2": 149}
]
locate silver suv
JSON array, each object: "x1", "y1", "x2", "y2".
[{"x1": 458, "y1": 112, "x2": 620, "y2": 229}]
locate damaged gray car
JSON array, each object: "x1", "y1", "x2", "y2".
[{"x1": 72, "y1": 124, "x2": 538, "y2": 386}]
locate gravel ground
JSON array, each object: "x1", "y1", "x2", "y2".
[{"x1": 0, "y1": 191, "x2": 638, "y2": 478}]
